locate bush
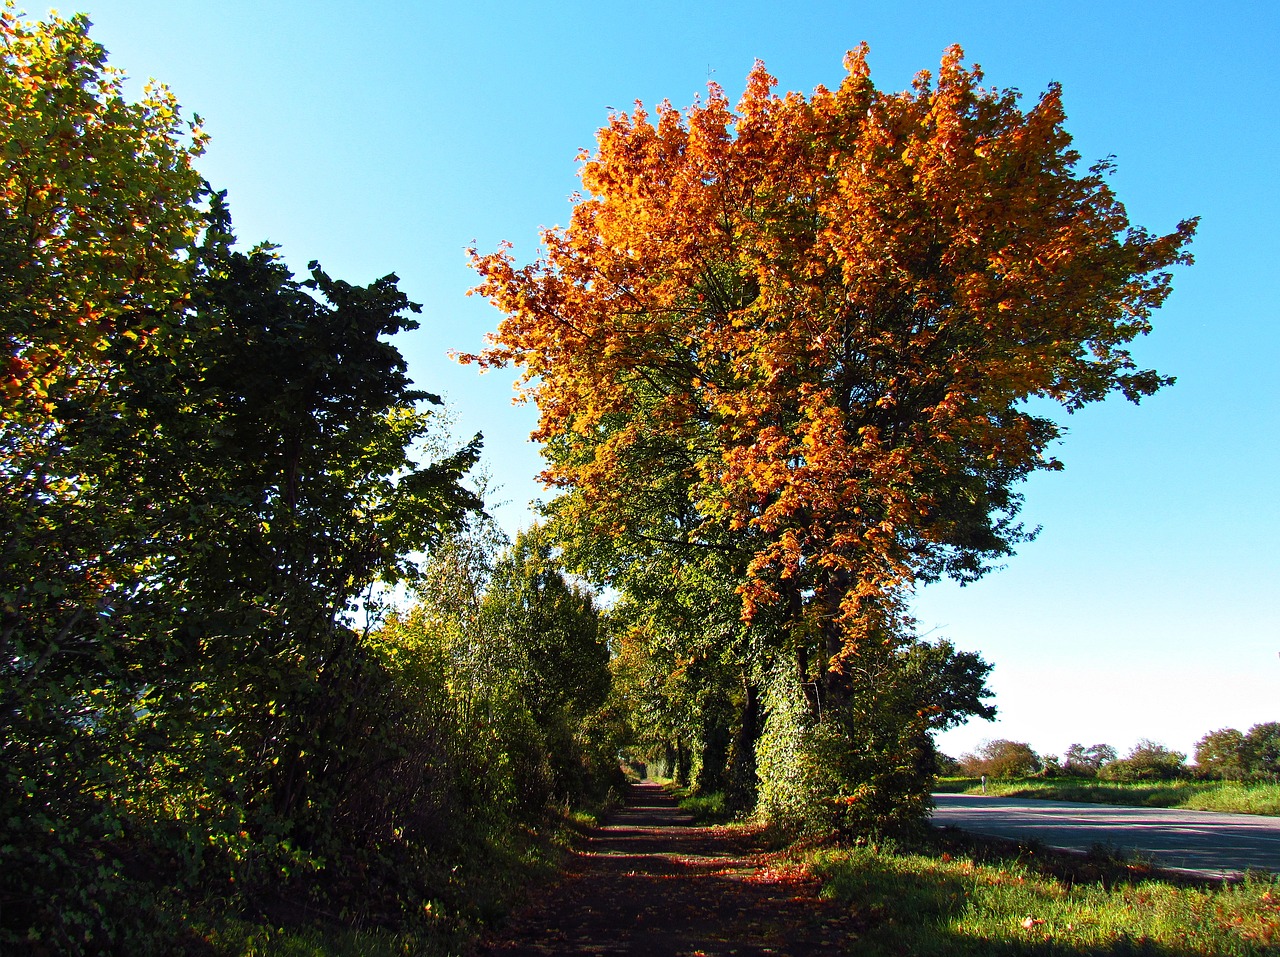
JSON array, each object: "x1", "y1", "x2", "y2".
[
  {"x1": 1099, "y1": 739, "x2": 1186, "y2": 781},
  {"x1": 755, "y1": 666, "x2": 938, "y2": 837},
  {"x1": 959, "y1": 740, "x2": 1042, "y2": 779}
]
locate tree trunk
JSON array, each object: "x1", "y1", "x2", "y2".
[
  {"x1": 818, "y1": 569, "x2": 852, "y2": 714},
  {"x1": 675, "y1": 739, "x2": 692, "y2": 787},
  {"x1": 725, "y1": 672, "x2": 762, "y2": 811}
]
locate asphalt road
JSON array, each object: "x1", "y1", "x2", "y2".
[{"x1": 931, "y1": 793, "x2": 1280, "y2": 877}]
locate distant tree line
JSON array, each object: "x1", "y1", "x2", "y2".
[{"x1": 951, "y1": 723, "x2": 1280, "y2": 782}]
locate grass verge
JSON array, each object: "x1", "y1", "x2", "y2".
[
  {"x1": 936, "y1": 778, "x2": 1280, "y2": 816},
  {"x1": 809, "y1": 827, "x2": 1280, "y2": 955}
]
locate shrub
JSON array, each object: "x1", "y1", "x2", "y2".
[
  {"x1": 755, "y1": 666, "x2": 937, "y2": 837},
  {"x1": 1099, "y1": 739, "x2": 1187, "y2": 781},
  {"x1": 959, "y1": 740, "x2": 1042, "y2": 779}
]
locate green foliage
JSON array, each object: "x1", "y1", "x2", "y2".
[
  {"x1": 480, "y1": 526, "x2": 615, "y2": 805},
  {"x1": 935, "y1": 753, "x2": 963, "y2": 777},
  {"x1": 1243, "y1": 722, "x2": 1280, "y2": 778},
  {"x1": 811, "y1": 842, "x2": 1280, "y2": 955},
  {"x1": 587, "y1": 526, "x2": 763, "y2": 801},
  {"x1": 1099, "y1": 739, "x2": 1187, "y2": 782},
  {"x1": 1195, "y1": 728, "x2": 1246, "y2": 780},
  {"x1": 2, "y1": 103, "x2": 488, "y2": 953},
  {"x1": 0, "y1": 9, "x2": 621, "y2": 951},
  {"x1": 677, "y1": 790, "x2": 733, "y2": 824},
  {"x1": 755, "y1": 634, "x2": 993, "y2": 836},
  {"x1": 755, "y1": 665, "x2": 833, "y2": 835},
  {"x1": 1191, "y1": 723, "x2": 1280, "y2": 781},
  {"x1": 1062, "y1": 742, "x2": 1119, "y2": 777},
  {"x1": 381, "y1": 519, "x2": 619, "y2": 818}
]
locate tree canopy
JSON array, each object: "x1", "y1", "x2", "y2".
[
  {"x1": 469, "y1": 45, "x2": 1194, "y2": 643},
  {"x1": 469, "y1": 45, "x2": 1194, "y2": 828},
  {"x1": 0, "y1": 3, "x2": 206, "y2": 413}
]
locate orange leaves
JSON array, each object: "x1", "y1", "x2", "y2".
[{"x1": 468, "y1": 43, "x2": 1195, "y2": 644}]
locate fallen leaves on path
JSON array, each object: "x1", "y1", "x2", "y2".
[{"x1": 475, "y1": 782, "x2": 866, "y2": 956}]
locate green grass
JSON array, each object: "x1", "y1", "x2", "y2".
[
  {"x1": 937, "y1": 778, "x2": 1280, "y2": 816},
  {"x1": 809, "y1": 836, "x2": 1280, "y2": 955},
  {"x1": 677, "y1": 789, "x2": 736, "y2": 824}
]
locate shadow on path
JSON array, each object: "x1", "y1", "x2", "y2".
[{"x1": 476, "y1": 781, "x2": 862, "y2": 956}]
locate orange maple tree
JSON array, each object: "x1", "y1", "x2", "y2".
[{"x1": 468, "y1": 46, "x2": 1194, "y2": 690}]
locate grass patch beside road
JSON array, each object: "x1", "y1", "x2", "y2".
[
  {"x1": 810, "y1": 830, "x2": 1280, "y2": 955},
  {"x1": 936, "y1": 778, "x2": 1280, "y2": 816}
]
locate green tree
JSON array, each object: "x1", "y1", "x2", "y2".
[
  {"x1": 1, "y1": 187, "x2": 484, "y2": 950},
  {"x1": 1, "y1": 10, "x2": 207, "y2": 947},
  {"x1": 1062, "y1": 742, "x2": 1118, "y2": 776},
  {"x1": 479, "y1": 524, "x2": 613, "y2": 802},
  {"x1": 1242, "y1": 722, "x2": 1280, "y2": 777},
  {"x1": 562, "y1": 491, "x2": 766, "y2": 798},
  {"x1": 1099, "y1": 739, "x2": 1186, "y2": 782},
  {"x1": 1193, "y1": 729, "x2": 1244, "y2": 780}
]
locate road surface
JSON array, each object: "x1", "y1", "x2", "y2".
[{"x1": 931, "y1": 793, "x2": 1280, "y2": 876}]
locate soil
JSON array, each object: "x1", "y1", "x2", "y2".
[{"x1": 475, "y1": 781, "x2": 864, "y2": 956}]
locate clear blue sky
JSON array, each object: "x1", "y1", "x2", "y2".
[{"x1": 70, "y1": 0, "x2": 1278, "y2": 761}]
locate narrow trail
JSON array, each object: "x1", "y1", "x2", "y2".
[{"x1": 477, "y1": 781, "x2": 862, "y2": 956}]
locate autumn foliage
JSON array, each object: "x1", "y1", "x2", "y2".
[
  {"x1": 470, "y1": 46, "x2": 1195, "y2": 828},
  {"x1": 0, "y1": 4, "x2": 206, "y2": 412},
  {"x1": 471, "y1": 44, "x2": 1193, "y2": 666}
]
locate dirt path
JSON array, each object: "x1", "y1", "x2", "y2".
[{"x1": 476, "y1": 781, "x2": 862, "y2": 956}]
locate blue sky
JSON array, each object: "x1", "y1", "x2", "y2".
[{"x1": 71, "y1": 0, "x2": 1278, "y2": 761}]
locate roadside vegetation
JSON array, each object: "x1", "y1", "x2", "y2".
[
  {"x1": 808, "y1": 832, "x2": 1280, "y2": 956},
  {"x1": 941, "y1": 727, "x2": 1280, "y2": 817},
  {"x1": 938, "y1": 777, "x2": 1280, "y2": 817},
  {"x1": 1, "y1": 11, "x2": 620, "y2": 954},
  {"x1": 644, "y1": 778, "x2": 1280, "y2": 955}
]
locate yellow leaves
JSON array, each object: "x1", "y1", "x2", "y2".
[{"x1": 2, "y1": 6, "x2": 206, "y2": 414}]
